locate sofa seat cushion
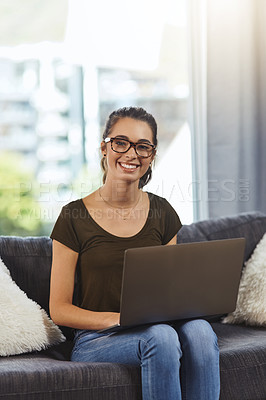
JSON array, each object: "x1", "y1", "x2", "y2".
[
  {"x1": 212, "y1": 322, "x2": 266, "y2": 400},
  {"x1": 0, "y1": 354, "x2": 141, "y2": 400}
]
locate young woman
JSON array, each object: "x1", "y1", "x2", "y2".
[{"x1": 49, "y1": 107, "x2": 220, "y2": 400}]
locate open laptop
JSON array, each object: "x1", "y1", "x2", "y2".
[{"x1": 99, "y1": 238, "x2": 246, "y2": 332}]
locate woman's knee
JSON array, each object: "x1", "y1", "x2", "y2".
[
  {"x1": 177, "y1": 319, "x2": 219, "y2": 362},
  {"x1": 140, "y1": 324, "x2": 182, "y2": 360}
]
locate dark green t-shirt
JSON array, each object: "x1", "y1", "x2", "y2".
[{"x1": 50, "y1": 192, "x2": 182, "y2": 313}]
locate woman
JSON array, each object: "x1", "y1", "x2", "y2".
[{"x1": 49, "y1": 107, "x2": 220, "y2": 399}]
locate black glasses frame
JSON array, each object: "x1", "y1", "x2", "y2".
[{"x1": 104, "y1": 137, "x2": 156, "y2": 158}]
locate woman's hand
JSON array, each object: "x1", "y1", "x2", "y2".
[{"x1": 102, "y1": 312, "x2": 120, "y2": 328}]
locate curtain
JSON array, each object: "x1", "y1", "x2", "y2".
[{"x1": 206, "y1": 0, "x2": 266, "y2": 218}]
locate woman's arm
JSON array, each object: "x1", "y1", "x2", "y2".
[
  {"x1": 166, "y1": 234, "x2": 178, "y2": 245},
  {"x1": 49, "y1": 240, "x2": 120, "y2": 330}
]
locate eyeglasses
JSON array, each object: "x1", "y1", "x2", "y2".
[{"x1": 104, "y1": 137, "x2": 156, "y2": 158}]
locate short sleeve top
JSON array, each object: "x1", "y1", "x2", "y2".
[{"x1": 50, "y1": 192, "x2": 182, "y2": 312}]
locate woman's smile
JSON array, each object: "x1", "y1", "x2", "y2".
[{"x1": 118, "y1": 161, "x2": 140, "y2": 172}]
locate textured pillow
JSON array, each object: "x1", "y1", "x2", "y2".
[
  {"x1": 0, "y1": 257, "x2": 65, "y2": 356},
  {"x1": 223, "y1": 233, "x2": 266, "y2": 326}
]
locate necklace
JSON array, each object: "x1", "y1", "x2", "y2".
[{"x1": 98, "y1": 188, "x2": 141, "y2": 220}]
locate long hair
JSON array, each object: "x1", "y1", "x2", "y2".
[{"x1": 101, "y1": 106, "x2": 157, "y2": 189}]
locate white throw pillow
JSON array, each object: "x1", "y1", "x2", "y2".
[
  {"x1": 0, "y1": 257, "x2": 65, "y2": 356},
  {"x1": 223, "y1": 233, "x2": 266, "y2": 327}
]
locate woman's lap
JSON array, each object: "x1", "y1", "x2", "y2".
[
  {"x1": 71, "y1": 319, "x2": 217, "y2": 364},
  {"x1": 71, "y1": 322, "x2": 180, "y2": 364}
]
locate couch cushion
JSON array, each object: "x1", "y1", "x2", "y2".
[
  {"x1": 223, "y1": 232, "x2": 266, "y2": 327},
  {"x1": 212, "y1": 322, "x2": 266, "y2": 400},
  {"x1": 178, "y1": 212, "x2": 266, "y2": 262},
  {"x1": 0, "y1": 236, "x2": 72, "y2": 340},
  {"x1": 0, "y1": 353, "x2": 141, "y2": 400},
  {"x1": 0, "y1": 256, "x2": 65, "y2": 356},
  {"x1": 0, "y1": 236, "x2": 52, "y2": 314}
]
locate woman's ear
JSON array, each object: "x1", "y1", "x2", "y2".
[
  {"x1": 150, "y1": 149, "x2": 156, "y2": 163},
  {"x1": 100, "y1": 141, "x2": 106, "y2": 157}
]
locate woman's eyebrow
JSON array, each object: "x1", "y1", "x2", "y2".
[
  {"x1": 114, "y1": 134, "x2": 129, "y2": 139},
  {"x1": 137, "y1": 139, "x2": 152, "y2": 144}
]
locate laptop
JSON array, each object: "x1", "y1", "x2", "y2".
[{"x1": 99, "y1": 238, "x2": 246, "y2": 332}]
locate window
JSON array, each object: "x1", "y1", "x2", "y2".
[{"x1": 0, "y1": 0, "x2": 193, "y2": 236}]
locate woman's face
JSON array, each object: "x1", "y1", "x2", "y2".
[{"x1": 101, "y1": 117, "x2": 155, "y2": 185}]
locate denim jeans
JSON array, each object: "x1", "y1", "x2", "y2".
[{"x1": 71, "y1": 319, "x2": 220, "y2": 400}]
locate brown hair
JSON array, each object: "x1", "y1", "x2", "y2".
[{"x1": 101, "y1": 106, "x2": 157, "y2": 189}]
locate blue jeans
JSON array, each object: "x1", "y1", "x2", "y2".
[{"x1": 71, "y1": 319, "x2": 220, "y2": 400}]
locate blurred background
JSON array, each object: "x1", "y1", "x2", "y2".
[{"x1": 0, "y1": 0, "x2": 265, "y2": 237}]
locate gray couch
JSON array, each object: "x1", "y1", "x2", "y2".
[{"x1": 0, "y1": 211, "x2": 266, "y2": 400}]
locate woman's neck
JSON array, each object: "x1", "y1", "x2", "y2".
[{"x1": 99, "y1": 180, "x2": 141, "y2": 208}]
